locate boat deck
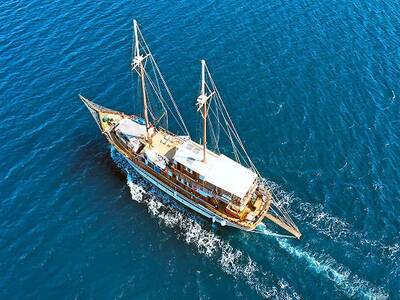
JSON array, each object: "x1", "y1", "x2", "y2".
[{"x1": 147, "y1": 130, "x2": 183, "y2": 159}]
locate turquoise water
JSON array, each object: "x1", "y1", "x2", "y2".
[{"x1": 1, "y1": 0, "x2": 399, "y2": 298}]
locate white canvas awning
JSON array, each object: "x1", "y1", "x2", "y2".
[
  {"x1": 173, "y1": 140, "x2": 257, "y2": 199},
  {"x1": 116, "y1": 118, "x2": 146, "y2": 138}
]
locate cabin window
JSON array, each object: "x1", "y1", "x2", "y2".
[
  {"x1": 197, "y1": 188, "x2": 211, "y2": 198},
  {"x1": 173, "y1": 160, "x2": 177, "y2": 167},
  {"x1": 221, "y1": 193, "x2": 232, "y2": 201},
  {"x1": 168, "y1": 170, "x2": 173, "y2": 177},
  {"x1": 199, "y1": 175, "x2": 205, "y2": 181}
]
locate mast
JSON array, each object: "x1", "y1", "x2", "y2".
[
  {"x1": 133, "y1": 19, "x2": 150, "y2": 141},
  {"x1": 196, "y1": 60, "x2": 215, "y2": 162},
  {"x1": 196, "y1": 60, "x2": 210, "y2": 162},
  {"x1": 201, "y1": 60, "x2": 207, "y2": 162},
  {"x1": 140, "y1": 60, "x2": 150, "y2": 140}
]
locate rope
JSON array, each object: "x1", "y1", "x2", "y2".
[
  {"x1": 132, "y1": 21, "x2": 298, "y2": 235},
  {"x1": 133, "y1": 24, "x2": 190, "y2": 136},
  {"x1": 202, "y1": 61, "x2": 299, "y2": 232}
]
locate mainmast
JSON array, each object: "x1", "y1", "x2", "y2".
[
  {"x1": 132, "y1": 19, "x2": 150, "y2": 141},
  {"x1": 197, "y1": 60, "x2": 212, "y2": 162},
  {"x1": 201, "y1": 60, "x2": 207, "y2": 162}
]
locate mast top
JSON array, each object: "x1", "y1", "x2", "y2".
[
  {"x1": 131, "y1": 19, "x2": 148, "y2": 71},
  {"x1": 196, "y1": 59, "x2": 212, "y2": 110}
]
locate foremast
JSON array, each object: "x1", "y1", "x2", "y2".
[{"x1": 132, "y1": 20, "x2": 150, "y2": 141}]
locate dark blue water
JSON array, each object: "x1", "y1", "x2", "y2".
[{"x1": 1, "y1": 0, "x2": 399, "y2": 298}]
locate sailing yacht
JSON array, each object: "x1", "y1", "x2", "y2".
[{"x1": 80, "y1": 20, "x2": 301, "y2": 238}]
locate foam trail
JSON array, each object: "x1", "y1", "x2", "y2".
[
  {"x1": 265, "y1": 180, "x2": 400, "y2": 264},
  {"x1": 111, "y1": 148, "x2": 392, "y2": 299},
  {"x1": 277, "y1": 239, "x2": 388, "y2": 299},
  {"x1": 264, "y1": 180, "x2": 393, "y2": 298},
  {"x1": 111, "y1": 148, "x2": 300, "y2": 299}
]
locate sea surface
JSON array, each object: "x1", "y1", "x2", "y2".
[{"x1": 1, "y1": 0, "x2": 399, "y2": 299}]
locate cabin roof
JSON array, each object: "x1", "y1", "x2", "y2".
[
  {"x1": 149, "y1": 130, "x2": 182, "y2": 159},
  {"x1": 173, "y1": 140, "x2": 257, "y2": 199}
]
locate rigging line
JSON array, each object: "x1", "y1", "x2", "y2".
[
  {"x1": 143, "y1": 57, "x2": 170, "y2": 123},
  {"x1": 152, "y1": 111, "x2": 167, "y2": 128},
  {"x1": 269, "y1": 197, "x2": 298, "y2": 229},
  {"x1": 130, "y1": 68, "x2": 138, "y2": 114},
  {"x1": 136, "y1": 25, "x2": 190, "y2": 136},
  {"x1": 146, "y1": 56, "x2": 169, "y2": 128},
  {"x1": 213, "y1": 100, "x2": 220, "y2": 145},
  {"x1": 144, "y1": 78, "x2": 168, "y2": 124},
  {"x1": 212, "y1": 94, "x2": 246, "y2": 165},
  {"x1": 273, "y1": 202, "x2": 298, "y2": 228},
  {"x1": 217, "y1": 90, "x2": 258, "y2": 172},
  {"x1": 143, "y1": 67, "x2": 186, "y2": 133},
  {"x1": 216, "y1": 94, "x2": 253, "y2": 164},
  {"x1": 270, "y1": 206, "x2": 297, "y2": 230},
  {"x1": 267, "y1": 183, "x2": 297, "y2": 226},
  {"x1": 204, "y1": 64, "x2": 257, "y2": 172},
  {"x1": 206, "y1": 110, "x2": 220, "y2": 153},
  {"x1": 148, "y1": 53, "x2": 168, "y2": 129},
  {"x1": 136, "y1": 25, "x2": 179, "y2": 123},
  {"x1": 149, "y1": 55, "x2": 190, "y2": 136},
  {"x1": 134, "y1": 74, "x2": 141, "y2": 114},
  {"x1": 225, "y1": 119, "x2": 241, "y2": 163},
  {"x1": 208, "y1": 95, "x2": 221, "y2": 144},
  {"x1": 148, "y1": 53, "x2": 163, "y2": 99},
  {"x1": 203, "y1": 65, "x2": 298, "y2": 228},
  {"x1": 140, "y1": 59, "x2": 159, "y2": 122},
  {"x1": 202, "y1": 62, "x2": 297, "y2": 229},
  {"x1": 265, "y1": 184, "x2": 297, "y2": 227},
  {"x1": 210, "y1": 92, "x2": 248, "y2": 165},
  {"x1": 145, "y1": 90, "x2": 158, "y2": 121},
  {"x1": 142, "y1": 66, "x2": 168, "y2": 118},
  {"x1": 208, "y1": 104, "x2": 241, "y2": 162}
]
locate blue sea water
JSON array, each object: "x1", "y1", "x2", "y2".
[{"x1": 1, "y1": 0, "x2": 399, "y2": 298}]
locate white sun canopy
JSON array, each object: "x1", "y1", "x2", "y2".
[
  {"x1": 116, "y1": 118, "x2": 146, "y2": 138},
  {"x1": 173, "y1": 140, "x2": 257, "y2": 199}
]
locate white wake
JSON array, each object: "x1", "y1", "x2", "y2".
[
  {"x1": 111, "y1": 148, "x2": 392, "y2": 299},
  {"x1": 112, "y1": 148, "x2": 300, "y2": 299},
  {"x1": 265, "y1": 180, "x2": 391, "y2": 299}
]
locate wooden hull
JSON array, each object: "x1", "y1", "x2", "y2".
[{"x1": 107, "y1": 129, "x2": 266, "y2": 231}]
